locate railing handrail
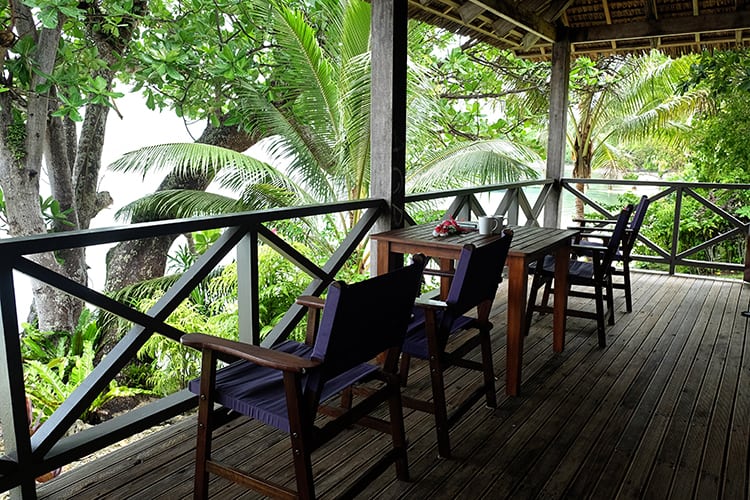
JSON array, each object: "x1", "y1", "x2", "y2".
[
  {"x1": 0, "y1": 198, "x2": 383, "y2": 256},
  {"x1": 563, "y1": 177, "x2": 750, "y2": 190},
  {"x1": 405, "y1": 179, "x2": 552, "y2": 203}
]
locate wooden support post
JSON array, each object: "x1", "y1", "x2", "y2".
[
  {"x1": 544, "y1": 33, "x2": 571, "y2": 229},
  {"x1": 370, "y1": 0, "x2": 408, "y2": 272}
]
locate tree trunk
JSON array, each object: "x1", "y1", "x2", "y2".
[
  {"x1": 572, "y1": 103, "x2": 593, "y2": 221},
  {"x1": 0, "y1": 8, "x2": 80, "y2": 332},
  {"x1": 44, "y1": 98, "x2": 88, "y2": 329},
  {"x1": 74, "y1": 97, "x2": 113, "y2": 230},
  {"x1": 1, "y1": 0, "x2": 146, "y2": 333}
]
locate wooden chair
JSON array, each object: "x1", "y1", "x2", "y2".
[
  {"x1": 181, "y1": 255, "x2": 426, "y2": 500},
  {"x1": 525, "y1": 205, "x2": 633, "y2": 347},
  {"x1": 571, "y1": 195, "x2": 650, "y2": 312},
  {"x1": 399, "y1": 230, "x2": 513, "y2": 458}
]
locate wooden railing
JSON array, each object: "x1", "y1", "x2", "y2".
[
  {"x1": 0, "y1": 199, "x2": 387, "y2": 498},
  {"x1": 1, "y1": 178, "x2": 748, "y2": 498},
  {"x1": 404, "y1": 179, "x2": 555, "y2": 227},
  {"x1": 561, "y1": 178, "x2": 750, "y2": 276}
]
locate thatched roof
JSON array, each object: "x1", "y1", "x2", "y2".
[{"x1": 408, "y1": 0, "x2": 750, "y2": 58}]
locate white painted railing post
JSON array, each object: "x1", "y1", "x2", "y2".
[{"x1": 237, "y1": 231, "x2": 260, "y2": 345}]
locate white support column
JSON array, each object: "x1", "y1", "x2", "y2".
[
  {"x1": 544, "y1": 34, "x2": 571, "y2": 229},
  {"x1": 237, "y1": 232, "x2": 259, "y2": 344}
]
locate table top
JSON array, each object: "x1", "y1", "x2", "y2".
[{"x1": 371, "y1": 224, "x2": 579, "y2": 260}]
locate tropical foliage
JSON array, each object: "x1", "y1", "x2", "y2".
[
  {"x1": 137, "y1": 237, "x2": 310, "y2": 395},
  {"x1": 110, "y1": 0, "x2": 539, "y2": 273},
  {"x1": 23, "y1": 310, "x2": 147, "y2": 423},
  {"x1": 566, "y1": 52, "x2": 705, "y2": 217}
]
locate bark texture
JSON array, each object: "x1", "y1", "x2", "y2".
[{"x1": 0, "y1": 0, "x2": 146, "y2": 332}]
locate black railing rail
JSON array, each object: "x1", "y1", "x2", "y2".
[{"x1": 562, "y1": 178, "x2": 750, "y2": 275}]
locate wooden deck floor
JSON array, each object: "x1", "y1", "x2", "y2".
[{"x1": 37, "y1": 271, "x2": 750, "y2": 499}]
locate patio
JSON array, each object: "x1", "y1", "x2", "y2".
[{"x1": 36, "y1": 270, "x2": 750, "y2": 499}]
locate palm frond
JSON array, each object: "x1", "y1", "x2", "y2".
[
  {"x1": 108, "y1": 143, "x2": 274, "y2": 180},
  {"x1": 114, "y1": 190, "x2": 251, "y2": 222},
  {"x1": 341, "y1": 0, "x2": 371, "y2": 61},
  {"x1": 273, "y1": 6, "x2": 338, "y2": 140},
  {"x1": 408, "y1": 139, "x2": 540, "y2": 192}
]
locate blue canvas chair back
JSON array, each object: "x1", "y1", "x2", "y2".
[
  {"x1": 445, "y1": 232, "x2": 512, "y2": 319},
  {"x1": 601, "y1": 204, "x2": 634, "y2": 271},
  {"x1": 308, "y1": 256, "x2": 425, "y2": 392},
  {"x1": 622, "y1": 195, "x2": 650, "y2": 255}
]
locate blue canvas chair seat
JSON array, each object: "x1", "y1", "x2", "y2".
[
  {"x1": 182, "y1": 255, "x2": 426, "y2": 500},
  {"x1": 399, "y1": 231, "x2": 513, "y2": 458},
  {"x1": 533, "y1": 254, "x2": 601, "y2": 282},
  {"x1": 402, "y1": 310, "x2": 474, "y2": 358},
  {"x1": 187, "y1": 340, "x2": 378, "y2": 433},
  {"x1": 525, "y1": 205, "x2": 633, "y2": 347}
]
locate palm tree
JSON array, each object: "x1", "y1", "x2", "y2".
[
  {"x1": 567, "y1": 51, "x2": 706, "y2": 217},
  {"x1": 110, "y1": 0, "x2": 538, "y2": 272}
]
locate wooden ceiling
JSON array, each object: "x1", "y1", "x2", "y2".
[{"x1": 407, "y1": 0, "x2": 750, "y2": 58}]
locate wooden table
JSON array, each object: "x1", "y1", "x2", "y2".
[{"x1": 371, "y1": 224, "x2": 579, "y2": 396}]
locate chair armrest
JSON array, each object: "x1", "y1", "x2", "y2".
[
  {"x1": 569, "y1": 226, "x2": 615, "y2": 234},
  {"x1": 414, "y1": 295, "x2": 448, "y2": 310},
  {"x1": 571, "y1": 217, "x2": 618, "y2": 225},
  {"x1": 571, "y1": 243, "x2": 608, "y2": 254},
  {"x1": 181, "y1": 333, "x2": 319, "y2": 373},
  {"x1": 296, "y1": 295, "x2": 325, "y2": 309},
  {"x1": 576, "y1": 230, "x2": 615, "y2": 240}
]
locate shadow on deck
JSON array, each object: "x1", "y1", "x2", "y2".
[{"x1": 37, "y1": 271, "x2": 750, "y2": 499}]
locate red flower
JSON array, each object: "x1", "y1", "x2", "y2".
[{"x1": 433, "y1": 217, "x2": 466, "y2": 237}]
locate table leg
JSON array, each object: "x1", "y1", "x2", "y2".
[
  {"x1": 552, "y1": 244, "x2": 569, "y2": 353},
  {"x1": 438, "y1": 258, "x2": 454, "y2": 299},
  {"x1": 375, "y1": 241, "x2": 391, "y2": 276},
  {"x1": 505, "y1": 255, "x2": 527, "y2": 396}
]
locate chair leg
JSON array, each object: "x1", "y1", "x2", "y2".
[
  {"x1": 623, "y1": 261, "x2": 632, "y2": 312},
  {"x1": 525, "y1": 273, "x2": 544, "y2": 335},
  {"x1": 606, "y1": 277, "x2": 615, "y2": 326},
  {"x1": 428, "y1": 356, "x2": 451, "y2": 458},
  {"x1": 541, "y1": 279, "x2": 552, "y2": 309},
  {"x1": 194, "y1": 396, "x2": 212, "y2": 500},
  {"x1": 340, "y1": 386, "x2": 353, "y2": 409},
  {"x1": 387, "y1": 382, "x2": 410, "y2": 481},
  {"x1": 479, "y1": 326, "x2": 497, "y2": 408},
  {"x1": 595, "y1": 284, "x2": 606, "y2": 348},
  {"x1": 399, "y1": 353, "x2": 412, "y2": 386},
  {"x1": 289, "y1": 432, "x2": 315, "y2": 500},
  {"x1": 194, "y1": 351, "x2": 217, "y2": 500},
  {"x1": 286, "y1": 373, "x2": 315, "y2": 499}
]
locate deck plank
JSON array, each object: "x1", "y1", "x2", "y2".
[
  {"x1": 33, "y1": 271, "x2": 750, "y2": 500},
  {"x1": 723, "y1": 283, "x2": 750, "y2": 499}
]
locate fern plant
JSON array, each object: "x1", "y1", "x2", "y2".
[{"x1": 23, "y1": 310, "x2": 149, "y2": 424}]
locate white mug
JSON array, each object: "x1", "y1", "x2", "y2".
[{"x1": 478, "y1": 215, "x2": 500, "y2": 235}]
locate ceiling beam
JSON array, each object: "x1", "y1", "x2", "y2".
[
  {"x1": 468, "y1": 0, "x2": 558, "y2": 42},
  {"x1": 572, "y1": 10, "x2": 750, "y2": 44}
]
